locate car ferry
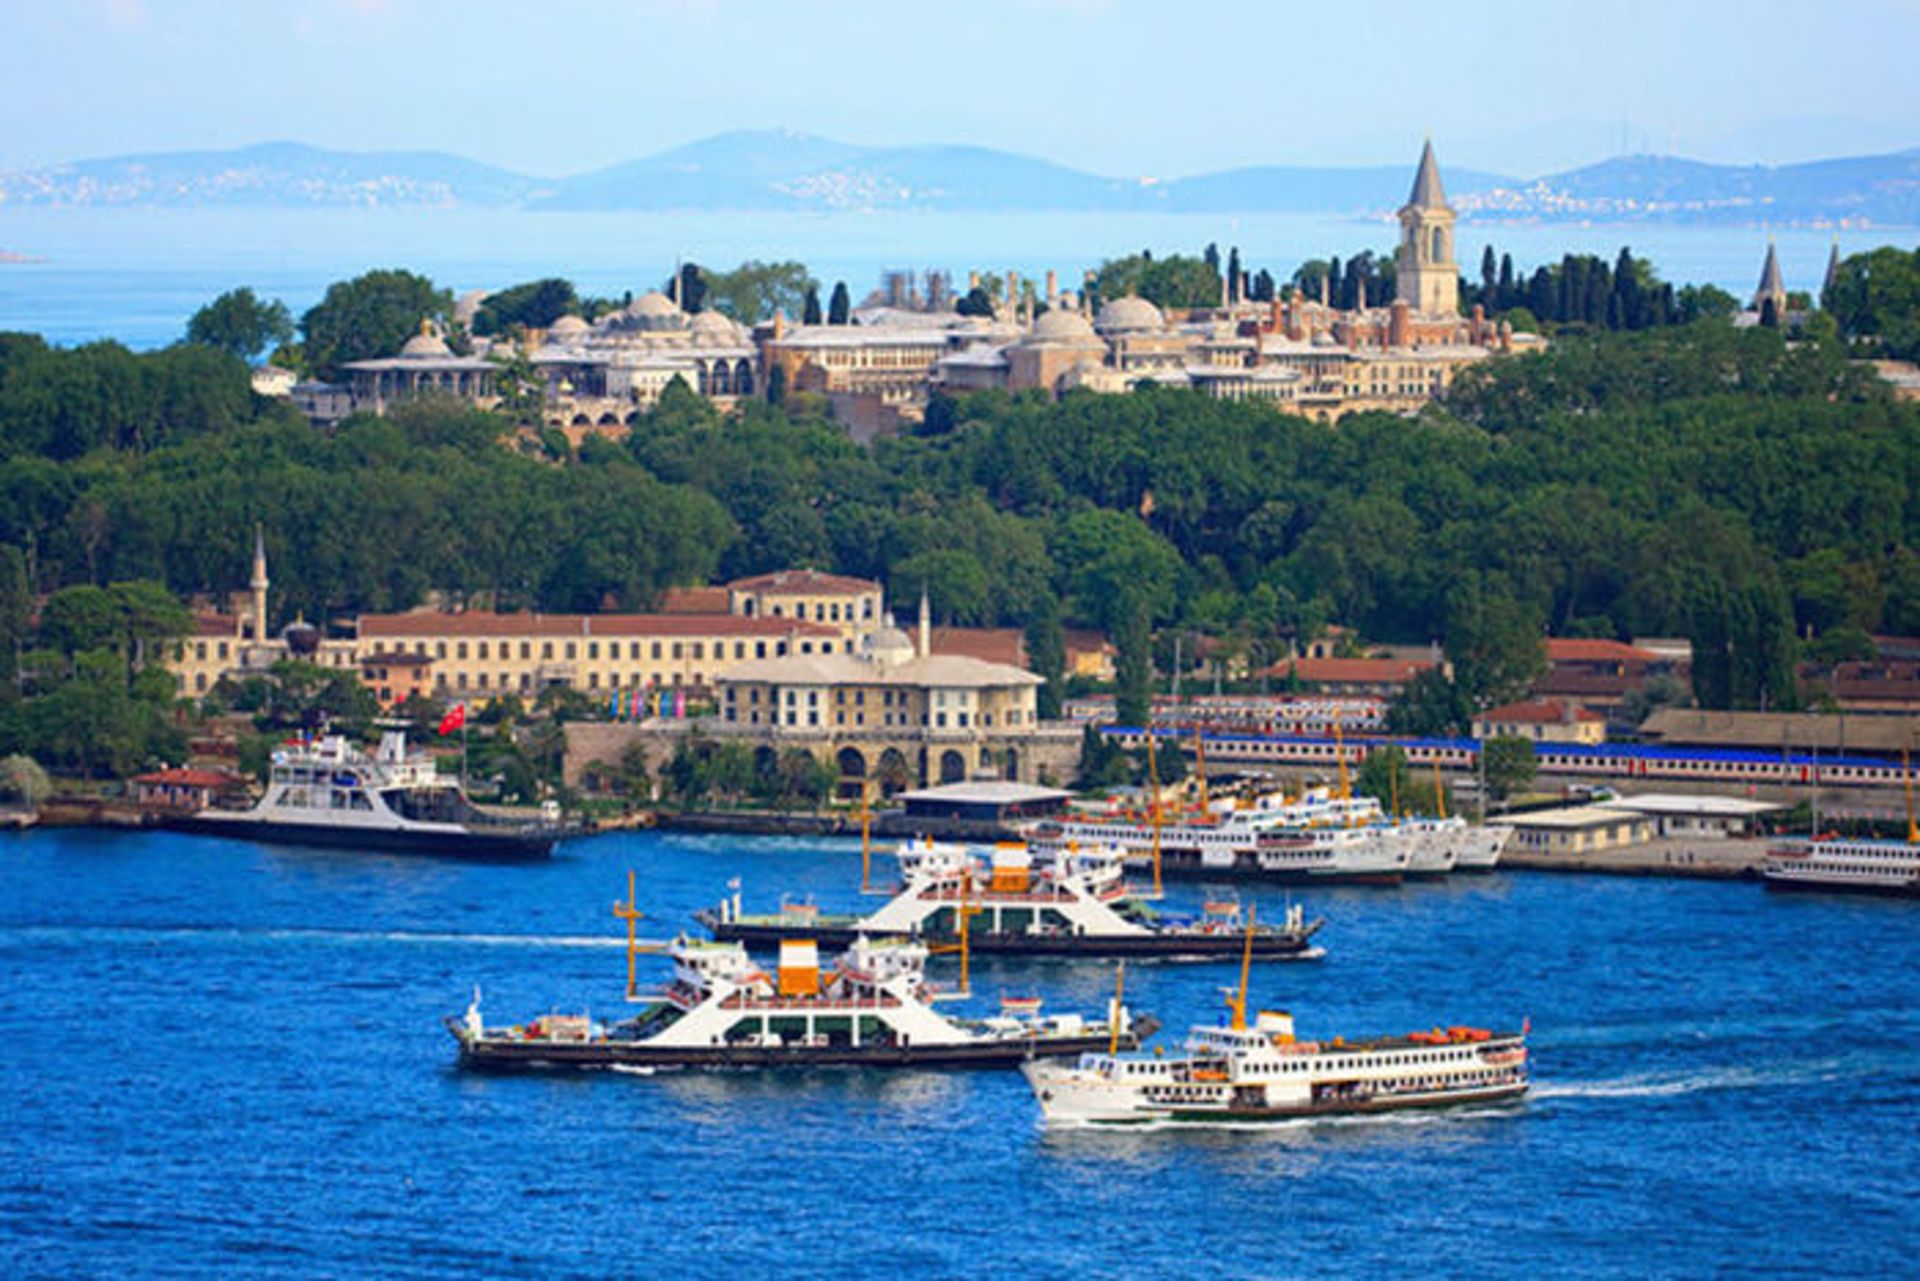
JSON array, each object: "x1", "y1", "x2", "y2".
[
  {"x1": 699, "y1": 839, "x2": 1325, "y2": 960},
  {"x1": 168, "y1": 730, "x2": 564, "y2": 859},
  {"x1": 447, "y1": 876, "x2": 1154, "y2": 1072},
  {"x1": 1022, "y1": 914, "x2": 1527, "y2": 1126}
]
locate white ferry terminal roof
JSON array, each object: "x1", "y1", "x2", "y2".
[
  {"x1": 1486, "y1": 805, "x2": 1644, "y2": 830},
  {"x1": 1597, "y1": 793, "x2": 1791, "y2": 817},
  {"x1": 896, "y1": 782, "x2": 1071, "y2": 805}
]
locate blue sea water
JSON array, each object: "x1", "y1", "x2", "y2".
[
  {"x1": 1, "y1": 828, "x2": 1917, "y2": 1277},
  {"x1": 0, "y1": 206, "x2": 1902, "y2": 351}
]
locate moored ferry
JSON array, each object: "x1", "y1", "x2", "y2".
[
  {"x1": 699, "y1": 839, "x2": 1326, "y2": 960},
  {"x1": 448, "y1": 875, "x2": 1155, "y2": 1071},
  {"x1": 1762, "y1": 836, "x2": 1920, "y2": 897},
  {"x1": 167, "y1": 730, "x2": 564, "y2": 859}
]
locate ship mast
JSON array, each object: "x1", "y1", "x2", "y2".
[
  {"x1": 1193, "y1": 727, "x2": 1209, "y2": 813},
  {"x1": 859, "y1": 779, "x2": 873, "y2": 892},
  {"x1": 1433, "y1": 761, "x2": 1447, "y2": 819},
  {"x1": 1906, "y1": 746, "x2": 1916, "y2": 846},
  {"x1": 1107, "y1": 961, "x2": 1126, "y2": 1055},
  {"x1": 1145, "y1": 728, "x2": 1163, "y2": 896},
  {"x1": 614, "y1": 868, "x2": 645, "y2": 1001},
  {"x1": 1229, "y1": 903, "x2": 1256, "y2": 1031}
]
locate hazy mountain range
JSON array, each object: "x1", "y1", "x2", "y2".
[{"x1": 2, "y1": 131, "x2": 1917, "y2": 225}]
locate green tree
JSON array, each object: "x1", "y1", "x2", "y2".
[
  {"x1": 471, "y1": 278, "x2": 578, "y2": 335},
  {"x1": 1481, "y1": 735, "x2": 1537, "y2": 804},
  {"x1": 1091, "y1": 252, "x2": 1220, "y2": 310},
  {"x1": 828, "y1": 282, "x2": 851, "y2": 325},
  {"x1": 186, "y1": 287, "x2": 293, "y2": 360},
  {"x1": 802, "y1": 284, "x2": 823, "y2": 326},
  {"x1": 1113, "y1": 596, "x2": 1153, "y2": 729},
  {"x1": 300, "y1": 269, "x2": 452, "y2": 380},
  {"x1": 705, "y1": 261, "x2": 816, "y2": 324}
]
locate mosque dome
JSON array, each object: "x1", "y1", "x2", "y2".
[
  {"x1": 862, "y1": 621, "x2": 917, "y2": 666},
  {"x1": 629, "y1": 291, "x2": 681, "y2": 319},
  {"x1": 1026, "y1": 308, "x2": 1098, "y2": 344},
  {"x1": 1095, "y1": 295, "x2": 1164, "y2": 333},
  {"x1": 548, "y1": 314, "x2": 590, "y2": 338},
  {"x1": 690, "y1": 310, "x2": 744, "y2": 343},
  {"x1": 398, "y1": 331, "x2": 453, "y2": 359}
]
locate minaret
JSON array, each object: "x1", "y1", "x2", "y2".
[
  {"x1": 917, "y1": 588, "x2": 931, "y2": 660},
  {"x1": 249, "y1": 525, "x2": 269, "y2": 644},
  {"x1": 1753, "y1": 240, "x2": 1787, "y2": 319},
  {"x1": 1394, "y1": 137, "x2": 1459, "y2": 316}
]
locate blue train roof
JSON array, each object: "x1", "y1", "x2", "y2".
[{"x1": 1099, "y1": 726, "x2": 1896, "y2": 772}]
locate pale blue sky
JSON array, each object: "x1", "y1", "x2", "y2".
[{"x1": 4, "y1": 0, "x2": 1917, "y2": 177}]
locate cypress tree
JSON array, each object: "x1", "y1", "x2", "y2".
[
  {"x1": 802, "y1": 285, "x2": 822, "y2": 326},
  {"x1": 1480, "y1": 245, "x2": 1497, "y2": 303},
  {"x1": 1225, "y1": 246, "x2": 1241, "y2": 303},
  {"x1": 1498, "y1": 253, "x2": 1515, "y2": 309},
  {"x1": 827, "y1": 282, "x2": 851, "y2": 325}
]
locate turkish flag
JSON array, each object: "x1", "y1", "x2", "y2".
[{"x1": 437, "y1": 703, "x2": 467, "y2": 736}]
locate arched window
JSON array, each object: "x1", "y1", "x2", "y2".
[{"x1": 1431, "y1": 227, "x2": 1445, "y2": 261}]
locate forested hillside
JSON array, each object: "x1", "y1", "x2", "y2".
[{"x1": 2, "y1": 321, "x2": 1916, "y2": 720}]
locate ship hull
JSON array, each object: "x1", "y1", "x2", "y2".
[
  {"x1": 1043, "y1": 1081, "x2": 1529, "y2": 1127},
  {"x1": 1137, "y1": 856, "x2": 1404, "y2": 885},
  {"x1": 163, "y1": 813, "x2": 558, "y2": 860},
  {"x1": 1762, "y1": 874, "x2": 1920, "y2": 899},
  {"x1": 447, "y1": 1021, "x2": 1154, "y2": 1072},
  {"x1": 699, "y1": 914, "x2": 1323, "y2": 959}
]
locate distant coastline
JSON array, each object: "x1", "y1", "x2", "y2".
[{"x1": 0, "y1": 250, "x2": 41, "y2": 264}]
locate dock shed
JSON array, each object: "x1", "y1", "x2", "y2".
[
  {"x1": 1596, "y1": 793, "x2": 1789, "y2": 839},
  {"x1": 894, "y1": 781, "x2": 1072, "y2": 825},
  {"x1": 1489, "y1": 805, "x2": 1654, "y2": 856}
]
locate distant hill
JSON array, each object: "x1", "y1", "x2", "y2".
[
  {"x1": 1469, "y1": 149, "x2": 1920, "y2": 224},
  {"x1": 3, "y1": 133, "x2": 1917, "y2": 224},
  {"x1": 0, "y1": 140, "x2": 540, "y2": 208}
]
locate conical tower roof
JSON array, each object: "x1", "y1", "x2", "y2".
[
  {"x1": 1405, "y1": 138, "x2": 1448, "y2": 209},
  {"x1": 1754, "y1": 241, "x2": 1786, "y2": 308}
]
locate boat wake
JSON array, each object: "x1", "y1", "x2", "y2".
[
  {"x1": 0, "y1": 923, "x2": 625, "y2": 950},
  {"x1": 1535, "y1": 1051, "x2": 1917, "y2": 1101}
]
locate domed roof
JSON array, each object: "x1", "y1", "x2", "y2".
[
  {"x1": 628, "y1": 290, "x2": 681, "y2": 319},
  {"x1": 862, "y1": 624, "x2": 917, "y2": 665},
  {"x1": 1026, "y1": 308, "x2": 1098, "y2": 344},
  {"x1": 1096, "y1": 295, "x2": 1164, "y2": 333},
  {"x1": 690, "y1": 310, "x2": 744, "y2": 342},
  {"x1": 398, "y1": 331, "x2": 453, "y2": 359},
  {"x1": 547, "y1": 314, "x2": 590, "y2": 339}
]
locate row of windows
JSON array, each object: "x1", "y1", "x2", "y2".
[{"x1": 389, "y1": 636, "x2": 834, "y2": 663}]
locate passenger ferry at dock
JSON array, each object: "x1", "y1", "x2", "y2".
[
  {"x1": 699, "y1": 839, "x2": 1325, "y2": 960},
  {"x1": 447, "y1": 932, "x2": 1151, "y2": 1072},
  {"x1": 1762, "y1": 836, "x2": 1920, "y2": 898},
  {"x1": 1022, "y1": 787, "x2": 1413, "y2": 884},
  {"x1": 167, "y1": 730, "x2": 564, "y2": 859}
]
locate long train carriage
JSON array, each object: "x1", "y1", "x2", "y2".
[{"x1": 1097, "y1": 727, "x2": 1910, "y2": 791}]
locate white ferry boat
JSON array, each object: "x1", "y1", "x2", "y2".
[
  {"x1": 168, "y1": 730, "x2": 564, "y2": 859},
  {"x1": 447, "y1": 932, "x2": 1153, "y2": 1071},
  {"x1": 1762, "y1": 836, "x2": 1920, "y2": 897},
  {"x1": 700, "y1": 839, "x2": 1325, "y2": 960},
  {"x1": 1023, "y1": 1010, "x2": 1529, "y2": 1126},
  {"x1": 1024, "y1": 787, "x2": 1411, "y2": 884},
  {"x1": 1023, "y1": 921, "x2": 1526, "y2": 1125}
]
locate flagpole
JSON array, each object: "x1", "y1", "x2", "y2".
[{"x1": 460, "y1": 711, "x2": 468, "y2": 794}]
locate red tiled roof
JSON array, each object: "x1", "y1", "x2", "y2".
[
  {"x1": 1480, "y1": 698, "x2": 1605, "y2": 725},
  {"x1": 725, "y1": 569, "x2": 879, "y2": 596},
  {"x1": 1273, "y1": 657, "x2": 1435, "y2": 684},
  {"x1": 1062, "y1": 628, "x2": 1115, "y2": 657},
  {"x1": 930, "y1": 626, "x2": 1026, "y2": 667},
  {"x1": 656, "y1": 586, "x2": 731, "y2": 615},
  {"x1": 1544, "y1": 638, "x2": 1656, "y2": 664},
  {"x1": 356, "y1": 612, "x2": 838, "y2": 639}
]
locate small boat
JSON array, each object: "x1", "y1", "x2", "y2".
[
  {"x1": 699, "y1": 839, "x2": 1325, "y2": 960},
  {"x1": 446, "y1": 875, "x2": 1157, "y2": 1072}
]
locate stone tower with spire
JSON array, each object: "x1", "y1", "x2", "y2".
[
  {"x1": 1395, "y1": 138, "x2": 1459, "y2": 316},
  {"x1": 249, "y1": 524, "x2": 270, "y2": 644},
  {"x1": 1753, "y1": 241, "x2": 1787, "y2": 322}
]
